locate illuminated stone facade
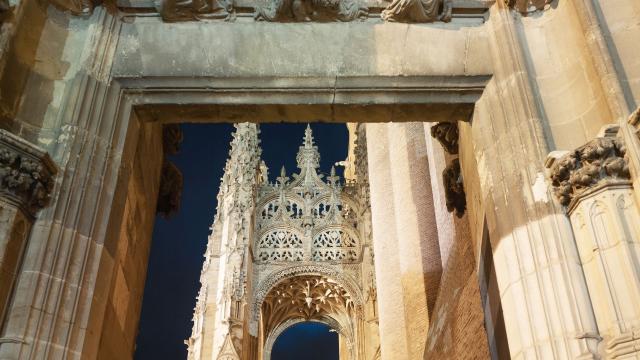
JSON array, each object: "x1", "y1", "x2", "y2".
[{"x1": 1, "y1": 0, "x2": 640, "y2": 359}]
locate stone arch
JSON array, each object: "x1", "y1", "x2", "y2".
[
  {"x1": 249, "y1": 264, "x2": 364, "y2": 336},
  {"x1": 262, "y1": 317, "x2": 345, "y2": 360}
]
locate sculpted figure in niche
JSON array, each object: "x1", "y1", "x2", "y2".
[
  {"x1": 255, "y1": 0, "x2": 368, "y2": 22},
  {"x1": 381, "y1": 0, "x2": 451, "y2": 23},
  {"x1": 160, "y1": 0, "x2": 233, "y2": 21}
]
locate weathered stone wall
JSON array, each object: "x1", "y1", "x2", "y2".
[{"x1": 94, "y1": 121, "x2": 163, "y2": 359}]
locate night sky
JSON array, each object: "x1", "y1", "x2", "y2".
[{"x1": 134, "y1": 123, "x2": 348, "y2": 359}]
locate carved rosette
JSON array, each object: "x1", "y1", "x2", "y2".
[
  {"x1": 505, "y1": 0, "x2": 553, "y2": 14},
  {"x1": 0, "y1": 130, "x2": 56, "y2": 217},
  {"x1": 548, "y1": 137, "x2": 630, "y2": 211}
]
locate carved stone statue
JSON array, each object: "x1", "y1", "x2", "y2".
[
  {"x1": 160, "y1": 0, "x2": 233, "y2": 22},
  {"x1": 430, "y1": 122, "x2": 458, "y2": 155},
  {"x1": 255, "y1": 0, "x2": 368, "y2": 22},
  {"x1": 443, "y1": 158, "x2": 465, "y2": 217},
  {"x1": 381, "y1": 0, "x2": 451, "y2": 23}
]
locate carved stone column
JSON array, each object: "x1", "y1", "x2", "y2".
[
  {"x1": 0, "y1": 130, "x2": 56, "y2": 328},
  {"x1": 547, "y1": 134, "x2": 640, "y2": 358}
]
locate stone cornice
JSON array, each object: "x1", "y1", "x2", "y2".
[
  {"x1": 0, "y1": 130, "x2": 57, "y2": 217},
  {"x1": 547, "y1": 137, "x2": 630, "y2": 210}
]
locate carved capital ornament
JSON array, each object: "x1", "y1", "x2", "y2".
[
  {"x1": 548, "y1": 137, "x2": 630, "y2": 210},
  {"x1": 0, "y1": 130, "x2": 57, "y2": 217}
]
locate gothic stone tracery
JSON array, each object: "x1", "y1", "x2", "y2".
[{"x1": 188, "y1": 124, "x2": 378, "y2": 360}]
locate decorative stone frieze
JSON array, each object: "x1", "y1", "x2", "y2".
[
  {"x1": 505, "y1": 0, "x2": 553, "y2": 14},
  {"x1": 381, "y1": 0, "x2": 451, "y2": 23},
  {"x1": 430, "y1": 122, "x2": 459, "y2": 155},
  {"x1": 159, "y1": 0, "x2": 233, "y2": 22},
  {"x1": 255, "y1": 0, "x2": 368, "y2": 22},
  {"x1": 0, "y1": 130, "x2": 56, "y2": 217},
  {"x1": 548, "y1": 137, "x2": 630, "y2": 210},
  {"x1": 442, "y1": 158, "x2": 465, "y2": 217}
]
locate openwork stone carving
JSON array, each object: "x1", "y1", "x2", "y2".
[
  {"x1": 159, "y1": 0, "x2": 233, "y2": 22},
  {"x1": 253, "y1": 125, "x2": 362, "y2": 264},
  {"x1": 381, "y1": 0, "x2": 451, "y2": 23},
  {"x1": 505, "y1": 0, "x2": 553, "y2": 14},
  {"x1": 443, "y1": 158, "x2": 465, "y2": 217},
  {"x1": 255, "y1": 0, "x2": 368, "y2": 22},
  {"x1": 0, "y1": 130, "x2": 56, "y2": 216},
  {"x1": 430, "y1": 122, "x2": 459, "y2": 155},
  {"x1": 548, "y1": 137, "x2": 630, "y2": 208}
]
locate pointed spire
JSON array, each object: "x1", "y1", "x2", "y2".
[
  {"x1": 296, "y1": 124, "x2": 320, "y2": 171},
  {"x1": 303, "y1": 124, "x2": 314, "y2": 147},
  {"x1": 327, "y1": 165, "x2": 339, "y2": 187}
]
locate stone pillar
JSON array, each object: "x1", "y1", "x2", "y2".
[
  {"x1": 366, "y1": 122, "x2": 441, "y2": 360},
  {"x1": 547, "y1": 134, "x2": 640, "y2": 358},
  {"x1": 0, "y1": 130, "x2": 56, "y2": 329}
]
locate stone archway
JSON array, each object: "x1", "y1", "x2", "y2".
[{"x1": 259, "y1": 275, "x2": 359, "y2": 360}]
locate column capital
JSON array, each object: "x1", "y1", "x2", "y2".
[
  {"x1": 547, "y1": 136, "x2": 630, "y2": 212},
  {"x1": 0, "y1": 130, "x2": 57, "y2": 217}
]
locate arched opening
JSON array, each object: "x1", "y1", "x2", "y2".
[{"x1": 271, "y1": 322, "x2": 339, "y2": 360}]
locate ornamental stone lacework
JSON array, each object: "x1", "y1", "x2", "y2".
[
  {"x1": 188, "y1": 123, "x2": 379, "y2": 360},
  {"x1": 254, "y1": 125, "x2": 362, "y2": 264}
]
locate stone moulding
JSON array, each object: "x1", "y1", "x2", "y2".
[
  {"x1": 0, "y1": 130, "x2": 57, "y2": 217},
  {"x1": 547, "y1": 137, "x2": 630, "y2": 212}
]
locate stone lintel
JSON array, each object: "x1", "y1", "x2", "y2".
[{"x1": 0, "y1": 130, "x2": 57, "y2": 217}]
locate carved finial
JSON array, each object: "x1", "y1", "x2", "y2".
[
  {"x1": 296, "y1": 125, "x2": 321, "y2": 170},
  {"x1": 276, "y1": 166, "x2": 289, "y2": 185},
  {"x1": 304, "y1": 124, "x2": 314, "y2": 147},
  {"x1": 327, "y1": 165, "x2": 340, "y2": 186}
]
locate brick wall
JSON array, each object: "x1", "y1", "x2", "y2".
[{"x1": 423, "y1": 216, "x2": 490, "y2": 360}]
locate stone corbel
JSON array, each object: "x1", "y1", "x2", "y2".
[
  {"x1": 505, "y1": 0, "x2": 553, "y2": 14},
  {"x1": 546, "y1": 130, "x2": 640, "y2": 357},
  {"x1": 0, "y1": 129, "x2": 57, "y2": 217}
]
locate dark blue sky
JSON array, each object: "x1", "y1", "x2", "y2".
[{"x1": 134, "y1": 123, "x2": 347, "y2": 359}]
